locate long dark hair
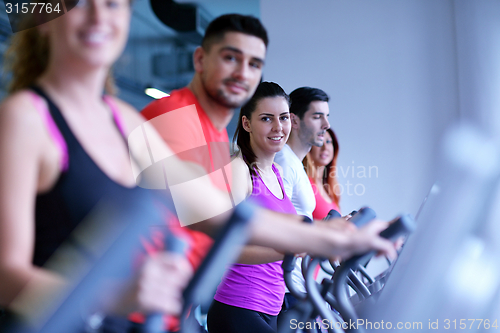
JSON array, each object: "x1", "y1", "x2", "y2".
[{"x1": 233, "y1": 81, "x2": 290, "y2": 175}]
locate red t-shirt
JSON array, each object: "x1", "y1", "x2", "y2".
[
  {"x1": 141, "y1": 87, "x2": 231, "y2": 190},
  {"x1": 140, "y1": 86, "x2": 235, "y2": 264},
  {"x1": 130, "y1": 87, "x2": 233, "y2": 330}
]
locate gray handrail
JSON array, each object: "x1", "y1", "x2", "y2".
[
  {"x1": 305, "y1": 258, "x2": 344, "y2": 333},
  {"x1": 332, "y1": 215, "x2": 416, "y2": 333}
]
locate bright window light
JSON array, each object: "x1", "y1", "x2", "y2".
[{"x1": 145, "y1": 88, "x2": 170, "y2": 99}]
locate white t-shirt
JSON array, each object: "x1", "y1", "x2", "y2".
[
  {"x1": 274, "y1": 144, "x2": 315, "y2": 219},
  {"x1": 274, "y1": 144, "x2": 316, "y2": 294}
]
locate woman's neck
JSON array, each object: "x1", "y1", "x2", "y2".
[
  {"x1": 254, "y1": 158, "x2": 275, "y2": 175},
  {"x1": 38, "y1": 57, "x2": 109, "y2": 108},
  {"x1": 314, "y1": 165, "x2": 326, "y2": 183},
  {"x1": 249, "y1": 142, "x2": 276, "y2": 174}
]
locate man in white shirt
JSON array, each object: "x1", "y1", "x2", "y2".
[{"x1": 274, "y1": 87, "x2": 331, "y2": 313}]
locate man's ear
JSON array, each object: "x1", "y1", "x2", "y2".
[
  {"x1": 193, "y1": 46, "x2": 205, "y2": 73},
  {"x1": 290, "y1": 113, "x2": 300, "y2": 129},
  {"x1": 242, "y1": 116, "x2": 251, "y2": 133}
]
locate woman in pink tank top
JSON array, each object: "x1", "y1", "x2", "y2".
[
  {"x1": 303, "y1": 128, "x2": 342, "y2": 219},
  {"x1": 207, "y1": 82, "x2": 296, "y2": 333}
]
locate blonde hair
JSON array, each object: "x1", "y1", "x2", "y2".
[
  {"x1": 4, "y1": 18, "x2": 116, "y2": 94},
  {"x1": 303, "y1": 128, "x2": 341, "y2": 208}
]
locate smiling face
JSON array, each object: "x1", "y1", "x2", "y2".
[
  {"x1": 41, "y1": 0, "x2": 131, "y2": 68},
  {"x1": 243, "y1": 96, "x2": 291, "y2": 157},
  {"x1": 297, "y1": 100, "x2": 330, "y2": 147},
  {"x1": 309, "y1": 130, "x2": 334, "y2": 167},
  {"x1": 195, "y1": 32, "x2": 266, "y2": 109}
]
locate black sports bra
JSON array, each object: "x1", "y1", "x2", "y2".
[{"x1": 31, "y1": 86, "x2": 145, "y2": 267}]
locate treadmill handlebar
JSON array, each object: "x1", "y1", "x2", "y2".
[
  {"x1": 332, "y1": 214, "x2": 416, "y2": 332},
  {"x1": 325, "y1": 209, "x2": 341, "y2": 220},
  {"x1": 348, "y1": 207, "x2": 376, "y2": 227},
  {"x1": 345, "y1": 214, "x2": 415, "y2": 269}
]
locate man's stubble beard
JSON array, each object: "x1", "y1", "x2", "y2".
[
  {"x1": 213, "y1": 88, "x2": 252, "y2": 109},
  {"x1": 299, "y1": 122, "x2": 324, "y2": 148},
  {"x1": 202, "y1": 76, "x2": 253, "y2": 109}
]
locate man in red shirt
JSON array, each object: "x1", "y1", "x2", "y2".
[{"x1": 140, "y1": 14, "x2": 268, "y2": 269}]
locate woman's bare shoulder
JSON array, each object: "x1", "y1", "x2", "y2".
[
  {"x1": 231, "y1": 151, "x2": 246, "y2": 166},
  {"x1": 1, "y1": 90, "x2": 39, "y2": 113},
  {"x1": 0, "y1": 90, "x2": 49, "y2": 136}
]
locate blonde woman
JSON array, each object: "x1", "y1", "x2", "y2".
[{"x1": 0, "y1": 0, "x2": 192, "y2": 329}]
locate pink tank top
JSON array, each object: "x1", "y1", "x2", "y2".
[{"x1": 214, "y1": 164, "x2": 296, "y2": 315}]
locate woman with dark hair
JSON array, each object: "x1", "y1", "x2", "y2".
[
  {"x1": 207, "y1": 82, "x2": 295, "y2": 333},
  {"x1": 304, "y1": 128, "x2": 342, "y2": 218}
]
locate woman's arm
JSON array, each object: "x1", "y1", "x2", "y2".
[
  {"x1": 228, "y1": 153, "x2": 252, "y2": 206},
  {"x1": 118, "y1": 100, "x2": 396, "y2": 262},
  {"x1": 248, "y1": 209, "x2": 396, "y2": 260}
]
